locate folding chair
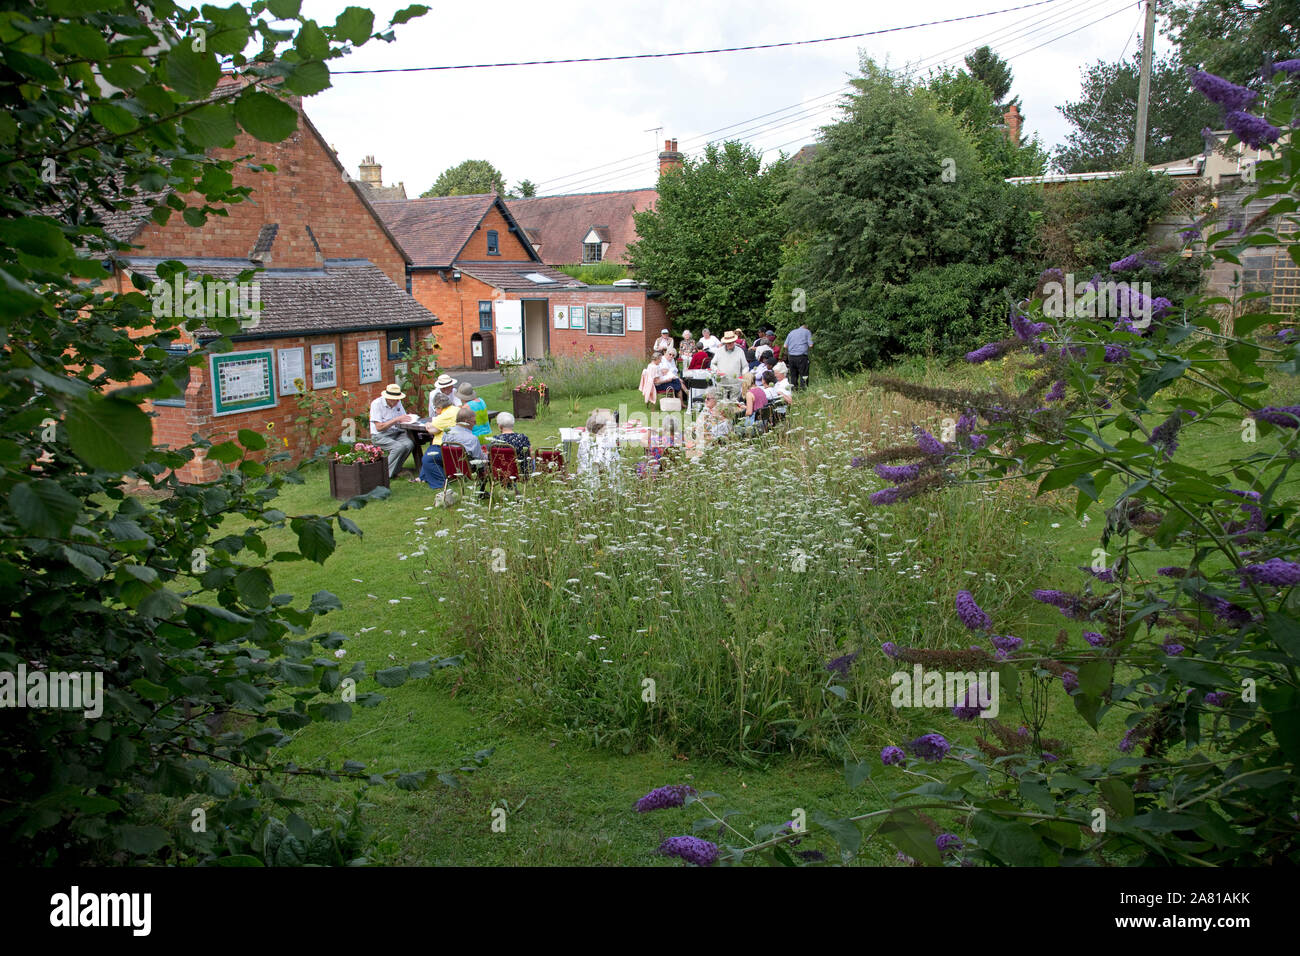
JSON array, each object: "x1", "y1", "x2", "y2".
[
  {"x1": 534, "y1": 448, "x2": 565, "y2": 476},
  {"x1": 682, "y1": 374, "x2": 711, "y2": 412},
  {"x1": 487, "y1": 443, "x2": 521, "y2": 503},
  {"x1": 437, "y1": 442, "x2": 480, "y2": 504}
]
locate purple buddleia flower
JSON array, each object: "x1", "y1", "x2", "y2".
[
  {"x1": 796, "y1": 849, "x2": 826, "y2": 863},
  {"x1": 915, "y1": 428, "x2": 946, "y2": 457},
  {"x1": 951, "y1": 690, "x2": 984, "y2": 721},
  {"x1": 936, "y1": 833, "x2": 964, "y2": 854},
  {"x1": 955, "y1": 590, "x2": 992, "y2": 631},
  {"x1": 1270, "y1": 59, "x2": 1300, "y2": 74},
  {"x1": 1033, "y1": 589, "x2": 1087, "y2": 619},
  {"x1": 1011, "y1": 309, "x2": 1049, "y2": 342},
  {"x1": 881, "y1": 745, "x2": 906, "y2": 766},
  {"x1": 1061, "y1": 670, "x2": 1079, "y2": 693},
  {"x1": 635, "y1": 785, "x2": 697, "y2": 813},
  {"x1": 1149, "y1": 409, "x2": 1192, "y2": 460},
  {"x1": 869, "y1": 486, "x2": 903, "y2": 506},
  {"x1": 1152, "y1": 296, "x2": 1172, "y2": 319},
  {"x1": 956, "y1": 410, "x2": 977, "y2": 435},
  {"x1": 657, "y1": 835, "x2": 718, "y2": 866},
  {"x1": 1278, "y1": 329, "x2": 1294, "y2": 340},
  {"x1": 881, "y1": 642, "x2": 900, "y2": 659},
  {"x1": 1041, "y1": 752, "x2": 1059, "y2": 763},
  {"x1": 966, "y1": 340, "x2": 1009, "y2": 364},
  {"x1": 1045, "y1": 380, "x2": 1066, "y2": 402},
  {"x1": 1237, "y1": 558, "x2": 1300, "y2": 587},
  {"x1": 1118, "y1": 727, "x2": 1138, "y2": 753},
  {"x1": 875, "y1": 463, "x2": 921, "y2": 483},
  {"x1": 967, "y1": 433, "x2": 988, "y2": 450},
  {"x1": 1157, "y1": 566, "x2": 1186, "y2": 578},
  {"x1": 1083, "y1": 566, "x2": 1115, "y2": 583},
  {"x1": 1224, "y1": 110, "x2": 1281, "y2": 149},
  {"x1": 1190, "y1": 70, "x2": 1259, "y2": 112},
  {"x1": 991, "y1": 634, "x2": 1023, "y2": 655},
  {"x1": 826, "y1": 652, "x2": 859, "y2": 676},
  {"x1": 1252, "y1": 406, "x2": 1300, "y2": 428},
  {"x1": 1197, "y1": 592, "x2": 1252, "y2": 626},
  {"x1": 1110, "y1": 252, "x2": 1143, "y2": 272},
  {"x1": 850, "y1": 456, "x2": 865, "y2": 468},
  {"x1": 1083, "y1": 631, "x2": 1106, "y2": 647},
  {"x1": 1104, "y1": 345, "x2": 1130, "y2": 364},
  {"x1": 906, "y1": 733, "x2": 951, "y2": 762},
  {"x1": 1017, "y1": 725, "x2": 1030, "y2": 738},
  {"x1": 1163, "y1": 642, "x2": 1185, "y2": 656},
  {"x1": 1179, "y1": 227, "x2": 1201, "y2": 241},
  {"x1": 1203, "y1": 691, "x2": 1231, "y2": 708}
]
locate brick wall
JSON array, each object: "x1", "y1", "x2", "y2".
[
  {"x1": 153, "y1": 327, "x2": 434, "y2": 482},
  {"x1": 461, "y1": 205, "x2": 533, "y2": 261},
  {"x1": 409, "y1": 271, "x2": 497, "y2": 368},
  {"x1": 529, "y1": 289, "x2": 659, "y2": 362},
  {"x1": 129, "y1": 108, "x2": 408, "y2": 286}
]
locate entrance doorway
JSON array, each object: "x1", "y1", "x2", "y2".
[{"x1": 522, "y1": 299, "x2": 549, "y2": 361}]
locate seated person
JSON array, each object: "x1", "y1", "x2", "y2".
[
  {"x1": 490, "y1": 412, "x2": 532, "y2": 476},
  {"x1": 456, "y1": 382, "x2": 490, "y2": 440},
  {"x1": 578, "y1": 408, "x2": 619, "y2": 476},
  {"x1": 771, "y1": 363, "x2": 794, "y2": 405},
  {"x1": 693, "y1": 387, "x2": 733, "y2": 448},
  {"x1": 653, "y1": 349, "x2": 683, "y2": 397},
  {"x1": 424, "y1": 391, "x2": 459, "y2": 444},
  {"x1": 420, "y1": 406, "x2": 486, "y2": 490},
  {"x1": 688, "y1": 345, "x2": 712, "y2": 371},
  {"x1": 739, "y1": 371, "x2": 769, "y2": 433},
  {"x1": 678, "y1": 330, "x2": 697, "y2": 363},
  {"x1": 751, "y1": 350, "x2": 775, "y2": 381}
]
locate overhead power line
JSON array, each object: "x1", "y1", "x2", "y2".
[{"x1": 334, "y1": 0, "x2": 1072, "y2": 74}]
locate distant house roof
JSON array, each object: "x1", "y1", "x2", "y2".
[
  {"x1": 360, "y1": 182, "x2": 408, "y2": 201},
  {"x1": 123, "y1": 257, "x2": 440, "y2": 339},
  {"x1": 455, "y1": 260, "x2": 586, "y2": 291},
  {"x1": 506, "y1": 188, "x2": 657, "y2": 265},
  {"x1": 372, "y1": 194, "x2": 540, "y2": 268}
]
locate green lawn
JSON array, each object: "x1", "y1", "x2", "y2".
[{"x1": 182, "y1": 360, "x2": 1296, "y2": 865}]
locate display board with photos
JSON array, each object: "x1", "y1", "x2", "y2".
[
  {"x1": 358, "y1": 339, "x2": 382, "y2": 384},
  {"x1": 311, "y1": 343, "x2": 336, "y2": 389},
  {"x1": 211, "y1": 350, "x2": 276, "y2": 416},
  {"x1": 568, "y1": 305, "x2": 585, "y2": 330},
  {"x1": 586, "y1": 303, "x2": 624, "y2": 335}
]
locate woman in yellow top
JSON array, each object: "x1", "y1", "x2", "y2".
[{"x1": 425, "y1": 391, "x2": 459, "y2": 445}]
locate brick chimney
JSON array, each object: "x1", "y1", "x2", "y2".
[
  {"x1": 1003, "y1": 104, "x2": 1021, "y2": 146},
  {"x1": 358, "y1": 154, "x2": 382, "y2": 185},
  {"x1": 658, "y1": 138, "x2": 683, "y2": 176}
]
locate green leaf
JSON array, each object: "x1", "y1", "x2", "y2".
[
  {"x1": 1099, "y1": 777, "x2": 1135, "y2": 818},
  {"x1": 970, "y1": 811, "x2": 1045, "y2": 866},
  {"x1": 374, "y1": 666, "x2": 409, "y2": 687},
  {"x1": 1077, "y1": 660, "x2": 1113, "y2": 698},
  {"x1": 116, "y1": 825, "x2": 170, "y2": 855},
  {"x1": 843, "y1": 758, "x2": 872, "y2": 790},
  {"x1": 285, "y1": 60, "x2": 330, "y2": 96},
  {"x1": 163, "y1": 43, "x2": 220, "y2": 99},
  {"x1": 10, "y1": 480, "x2": 81, "y2": 538},
  {"x1": 233, "y1": 567, "x2": 273, "y2": 607},
  {"x1": 814, "y1": 813, "x2": 862, "y2": 857},
  {"x1": 0, "y1": 216, "x2": 74, "y2": 261},
  {"x1": 65, "y1": 396, "x2": 153, "y2": 472},
  {"x1": 395, "y1": 771, "x2": 427, "y2": 791},
  {"x1": 292, "y1": 516, "x2": 335, "y2": 563},
  {"x1": 138, "y1": 587, "x2": 183, "y2": 620},
  {"x1": 182, "y1": 103, "x2": 238, "y2": 148},
  {"x1": 268, "y1": 0, "x2": 301, "y2": 15},
  {"x1": 876, "y1": 812, "x2": 939, "y2": 865},
  {"x1": 206, "y1": 441, "x2": 242, "y2": 463},
  {"x1": 390, "y1": 4, "x2": 429, "y2": 25},
  {"x1": 234, "y1": 91, "x2": 299, "y2": 143},
  {"x1": 332, "y1": 6, "x2": 375, "y2": 44}
]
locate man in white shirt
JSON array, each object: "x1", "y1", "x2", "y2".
[
  {"x1": 699, "y1": 328, "x2": 720, "y2": 354},
  {"x1": 710, "y1": 330, "x2": 746, "y2": 401},
  {"x1": 428, "y1": 373, "x2": 460, "y2": 418},
  {"x1": 652, "y1": 329, "x2": 674, "y2": 353},
  {"x1": 369, "y1": 383, "x2": 417, "y2": 477}
]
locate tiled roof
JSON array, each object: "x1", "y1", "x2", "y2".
[
  {"x1": 455, "y1": 261, "x2": 586, "y2": 291},
  {"x1": 123, "y1": 257, "x2": 440, "y2": 338},
  {"x1": 506, "y1": 189, "x2": 657, "y2": 266},
  {"x1": 371, "y1": 194, "x2": 501, "y2": 268}
]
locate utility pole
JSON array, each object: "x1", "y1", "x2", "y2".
[{"x1": 1133, "y1": 0, "x2": 1157, "y2": 166}]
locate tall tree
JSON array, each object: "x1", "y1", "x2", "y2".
[
  {"x1": 1163, "y1": 0, "x2": 1300, "y2": 88},
  {"x1": 421, "y1": 159, "x2": 506, "y2": 197},
  {"x1": 513, "y1": 179, "x2": 537, "y2": 198},
  {"x1": 965, "y1": 45, "x2": 1014, "y2": 105},
  {"x1": 1053, "y1": 51, "x2": 1221, "y2": 173},
  {"x1": 627, "y1": 141, "x2": 788, "y2": 331},
  {"x1": 771, "y1": 59, "x2": 1034, "y2": 370},
  {"x1": 927, "y1": 67, "x2": 1048, "y2": 178}
]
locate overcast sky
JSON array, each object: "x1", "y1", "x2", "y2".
[{"x1": 299, "y1": 0, "x2": 1152, "y2": 195}]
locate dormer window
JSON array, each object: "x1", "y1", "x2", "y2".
[
  {"x1": 487, "y1": 229, "x2": 499, "y2": 255},
  {"x1": 583, "y1": 242, "x2": 602, "y2": 264},
  {"x1": 582, "y1": 227, "x2": 606, "y2": 264}
]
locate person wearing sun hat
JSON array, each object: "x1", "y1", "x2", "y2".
[
  {"x1": 369, "y1": 383, "x2": 417, "y2": 478},
  {"x1": 428, "y1": 372, "x2": 460, "y2": 418},
  {"x1": 710, "y1": 330, "x2": 746, "y2": 400}
]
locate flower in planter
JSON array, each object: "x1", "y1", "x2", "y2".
[{"x1": 333, "y1": 442, "x2": 384, "y2": 465}]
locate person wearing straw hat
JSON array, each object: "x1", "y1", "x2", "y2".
[
  {"x1": 428, "y1": 373, "x2": 460, "y2": 418},
  {"x1": 369, "y1": 383, "x2": 417, "y2": 478},
  {"x1": 710, "y1": 330, "x2": 746, "y2": 401}
]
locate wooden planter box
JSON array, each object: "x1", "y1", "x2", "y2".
[
  {"x1": 329, "y1": 458, "x2": 390, "y2": 500},
  {"x1": 512, "y1": 386, "x2": 548, "y2": 420}
]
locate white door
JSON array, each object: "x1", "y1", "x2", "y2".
[{"x1": 494, "y1": 298, "x2": 523, "y2": 363}]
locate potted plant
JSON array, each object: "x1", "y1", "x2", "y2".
[
  {"x1": 328, "y1": 442, "x2": 389, "y2": 500},
  {"x1": 511, "y1": 374, "x2": 549, "y2": 420}
]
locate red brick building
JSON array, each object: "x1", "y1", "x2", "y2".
[
  {"x1": 506, "y1": 187, "x2": 658, "y2": 267},
  {"x1": 373, "y1": 194, "x2": 666, "y2": 368},
  {"x1": 105, "y1": 83, "x2": 440, "y2": 482}
]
